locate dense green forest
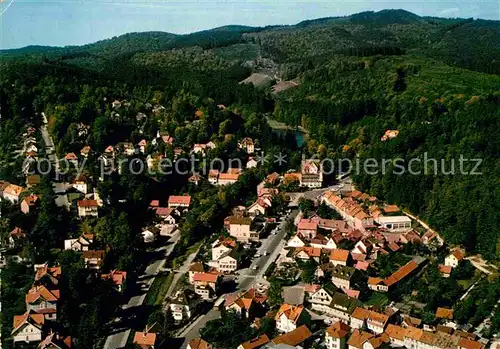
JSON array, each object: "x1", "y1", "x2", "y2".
[{"x1": 1, "y1": 9, "x2": 499, "y2": 260}]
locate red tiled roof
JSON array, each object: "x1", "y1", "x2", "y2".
[
  {"x1": 25, "y1": 285, "x2": 60, "y2": 303},
  {"x1": 384, "y1": 261, "x2": 419, "y2": 287},
  {"x1": 188, "y1": 338, "x2": 212, "y2": 349},
  {"x1": 458, "y1": 338, "x2": 485, "y2": 349},
  {"x1": 436, "y1": 307, "x2": 453, "y2": 320},
  {"x1": 193, "y1": 272, "x2": 220, "y2": 283},
  {"x1": 77, "y1": 200, "x2": 98, "y2": 207},
  {"x1": 272, "y1": 325, "x2": 312, "y2": 346},
  {"x1": 347, "y1": 329, "x2": 374, "y2": 349},
  {"x1": 330, "y1": 249, "x2": 350, "y2": 262},
  {"x1": 168, "y1": 195, "x2": 191, "y2": 206},
  {"x1": 133, "y1": 331, "x2": 156, "y2": 347},
  {"x1": 327, "y1": 321, "x2": 350, "y2": 338},
  {"x1": 275, "y1": 304, "x2": 305, "y2": 324},
  {"x1": 239, "y1": 334, "x2": 270, "y2": 349}
]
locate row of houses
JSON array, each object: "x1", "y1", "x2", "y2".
[{"x1": 10, "y1": 264, "x2": 72, "y2": 347}]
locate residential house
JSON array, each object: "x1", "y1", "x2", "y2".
[
  {"x1": 192, "y1": 272, "x2": 222, "y2": 299},
  {"x1": 297, "y1": 219, "x2": 318, "y2": 239},
  {"x1": 38, "y1": 332, "x2": 72, "y2": 349},
  {"x1": 458, "y1": 338, "x2": 486, "y2": 349},
  {"x1": 188, "y1": 262, "x2": 206, "y2": 283},
  {"x1": 239, "y1": 137, "x2": 255, "y2": 154},
  {"x1": 229, "y1": 216, "x2": 259, "y2": 242},
  {"x1": 435, "y1": 307, "x2": 453, "y2": 321},
  {"x1": 331, "y1": 265, "x2": 359, "y2": 291},
  {"x1": 275, "y1": 304, "x2": 311, "y2": 333},
  {"x1": 287, "y1": 235, "x2": 306, "y2": 248},
  {"x1": 237, "y1": 334, "x2": 270, "y2": 349},
  {"x1": 439, "y1": 264, "x2": 452, "y2": 278},
  {"x1": 293, "y1": 247, "x2": 322, "y2": 263},
  {"x1": 138, "y1": 139, "x2": 147, "y2": 154},
  {"x1": 247, "y1": 198, "x2": 271, "y2": 216},
  {"x1": 169, "y1": 289, "x2": 202, "y2": 323},
  {"x1": 325, "y1": 321, "x2": 351, "y2": 349},
  {"x1": 77, "y1": 200, "x2": 99, "y2": 218},
  {"x1": 188, "y1": 338, "x2": 213, "y2": 349},
  {"x1": 225, "y1": 288, "x2": 267, "y2": 319},
  {"x1": 189, "y1": 173, "x2": 202, "y2": 185},
  {"x1": 330, "y1": 249, "x2": 351, "y2": 267},
  {"x1": 101, "y1": 270, "x2": 127, "y2": 292},
  {"x1": 80, "y1": 146, "x2": 91, "y2": 158},
  {"x1": 384, "y1": 324, "x2": 407, "y2": 347},
  {"x1": 350, "y1": 307, "x2": 389, "y2": 334},
  {"x1": 246, "y1": 157, "x2": 258, "y2": 169},
  {"x1": 445, "y1": 250, "x2": 464, "y2": 268},
  {"x1": 215, "y1": 249, "x2": 240, "y2": 273},
  {"x1": 133, "y1": 330, "x2": 157, "y2": 349},
  {"x1": 72, "y1": 175, "x2": 89, "y2": 194},
  {"x1": 3, "y1": 184, "x2": 25, "y2": 203},
  {"x1": 308, "y1": 285, "x2": 335, "y2": 310},
  {"x1": 64, "y1": 153, "x2": 78, "y2": 166},
  {"x1": 26, "y1": 285, "x2": 60, "y2": 320},
  {"x1": 11, "y1": 312, "x2": 45, "y2": 344},
  {"x1": 141, "y1": 226, "x2": 159, "y2": 243},
  {"x1": 64, "y1": 233, "x2": 94, "y2": 252},
  {"x1": 8, "y1": 227, "x2": 27, "y2": 249},
  {"x1": 326, "y1": 292, "x2": 360, "y2": 324},
  {"x1": 300, "y1": 159, "x2": 323, "y2": 188},
  {"x1": 34, "y1": 265, "x2": 61, "y2": 289},
  {"x1": 208, "y1": 170, "x2": 220, "y2": 185},
  {"x1": 422, "y1": 230, "x2": 444, "y2": 247},
  {"x1": 21, "y1": 194, "x2": 39, "y2": 214},
  {"x1": 272, "y1": 325, "x2": 313, "y2": 347},
  {"x1": 26, "y1": 174, "x2": 41, "y2": 188},
  {"x1": 211, "y1": 236, "x2": 237, "y2": 260},
  {"x1": 381, "y1": 130, "x2": 399, "y2": 141},
  {"x1": 167, "y1": 195, "x2": 191, "y2": 210},
  {"x1": 218, "y1": 172, "x2": 240, "y2": 186},
  {"x1": 82, "y1": 250, "x2": 105, "y2": 271},
  {"x1": 154, "y1": 207, "x2": 178, "y2": 225}
]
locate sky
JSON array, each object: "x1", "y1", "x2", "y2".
[{"x1": 0, "y1": 0, "x2": 499, "y2": 49}]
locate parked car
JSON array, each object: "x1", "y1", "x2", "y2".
[{"x1": 252, "y1": 265, "x2": 259, "y2": 270}]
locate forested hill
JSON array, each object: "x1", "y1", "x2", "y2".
[
  {"x1": 1, "y1": 9, "x2": 499, "y2": 261},
  {"x1": 1, "y1": 9, "x2": 500, "y2": 74}
]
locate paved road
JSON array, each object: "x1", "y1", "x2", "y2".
[
  {"x1": 40, "y1": 112, "x2": 60, "y2": 175},
  {"x1": 238, "y1": 209, "x2": 299, "y2": 290},
  {"x1": 104, "y1": 232, "x2": 180, "y2": 349},
  {"x1": 165, "y1": 248, "x2": 200, "y2": 298}
]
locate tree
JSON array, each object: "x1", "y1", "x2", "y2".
[
  {"x1": 298, "y1": 198, "x2": 315, "y2": 217},
  {"x1": 200, "y1": 310, "x2": 256, "y2": 348},
  {"x1": 258, "y1": 318, "x2": 276, "y2": 338},
  {"x1": 267, "y1": 277, "x2": 284, "y2": 308}
]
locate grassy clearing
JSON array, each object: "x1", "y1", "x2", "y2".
[
  {"x1": 365, "y1": 292, "x2": 390, "y2": 307},
  {"x1": 146, "y1": 272, "x2": 174, "y2": 306}
]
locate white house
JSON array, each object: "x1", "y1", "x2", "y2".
[
  {"x1": 169, "y1": 289, "x2": 202, "y2": 323},
  {"x1": 77, "y1": 200, "x2": 99, "y2": 218},
  {"x1": 11, "y1": 313, "x2": 45, "y2": 344},
  {"x1": 3, "y1": 184, "x2": 24, "y2": 203},
  {"x1": 72, "y1": 175, "x2": 89, "y2": 194},
  {"x1": 275, "y1": 303, "x2": 310, "y2": 333},
  {"x1": 325, "y1": 321, "x2": 350, "y2": 349},
  {"x1": 64, "y1": 233, "x2": 93, "y2": 251},
  {"x1": 445, "y1": 250, "x2": 464, "y2": 268},
  {"x1": 287, "y1": 235, "x2": 306, "y2": 248}
]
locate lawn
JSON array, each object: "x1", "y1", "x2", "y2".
[
  {"x1": 145, "y1": 272, "x2": 174, "y2": 306},
  {"x1": 364, "y1": 292, "x2": 390, "y2": 307}
]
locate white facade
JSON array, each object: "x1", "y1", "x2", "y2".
[
  {"x1": 377, "y1": 216, "x2": 412, "y2": 232},
  {"x1": 12, "y1": 324, "x2": 43, "y2": 343}
]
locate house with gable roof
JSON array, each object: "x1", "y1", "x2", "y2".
[
  {"x1": 445, "y1": 250, "x2": 464, "y2": 268},
  {"x1": 168, "y1": 288, "x2": 202, "y2": 323},
  {"x1": 325, "y1": 321, "x2": 351, "y2": 349},
  {"x1": 25, "y1": 285, "x2": 60, "y2": 320},
  {"x1": 275, "y1": 303, "x2": 311, "y2": 333},
  {"x1": 11, "y1": 312, "x2": 45, "y2": 343}
]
